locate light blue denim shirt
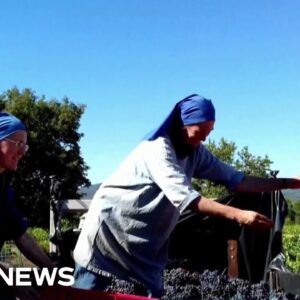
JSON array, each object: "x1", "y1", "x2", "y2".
[{"x1": 73, "y1": 136, "x2": 244, "y2": 293}]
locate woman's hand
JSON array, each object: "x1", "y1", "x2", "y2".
[
  {"x1": 194, "y1": 196, "x2": 274, "y2": 230},
  {"x1": 235, "y1": 210, "x2": 274, "y2": 229}
]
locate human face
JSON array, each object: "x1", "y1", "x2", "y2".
[
  {"x1": 183, "y1": 121, "x2": 215, "y2": 147},
  {"x1": 0, "y1": 131, "x2": 28, "y2": 172}
]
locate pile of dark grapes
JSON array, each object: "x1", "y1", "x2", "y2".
[
  {"x1": 104, "y1": 268, "x2": 299, "y2": 300},
  {"x1": 163, "y1": 268, "x2": 297, "y2": 300}
]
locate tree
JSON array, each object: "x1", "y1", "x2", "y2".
[
  {"x1": 0, "y1": 87, "x2": 90, "y2": 227},
  {"x1": 193, "y1": 138, "x2": 273, "y2": 198}
]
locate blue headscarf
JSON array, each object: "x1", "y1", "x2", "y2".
[
  {"x1": 0, "y1": 112, "x2": 26, "y2": 141},
  {"x1": 147, "y1": 94, "x2": 215, "y2": 140}
]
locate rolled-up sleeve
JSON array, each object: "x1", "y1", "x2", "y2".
[
  {"x1": 142, "y1": 138, "x2": 200, "y2": 213},
  {"x1": 194, "y1": 145, "x2": 245, "y2": 191}
]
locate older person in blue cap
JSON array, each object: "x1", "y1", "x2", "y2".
[
  {"x1": 0, "y1": 112, "x2": 54, "y2": 300},
  {"x1": 73, "y1": 94, "x2": 300, "y2": 298}
]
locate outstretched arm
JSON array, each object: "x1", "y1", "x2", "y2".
[
  {"x1": 14, "y1": 232, "x2": 54, "y2": 269},
  {"x1": 190, "y1": 196, "x2": 274, "y2": 230},
  {"x1": 233, "y1": 176, "x2": 300, "y2": 193}
]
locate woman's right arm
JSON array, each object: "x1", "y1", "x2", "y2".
[{"x1": 190, "y1": 196, "x2": 274, "y2": 230}]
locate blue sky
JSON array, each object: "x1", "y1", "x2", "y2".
[{"x1": 1, "y1": 1, "x2": 299, "y2": 184}]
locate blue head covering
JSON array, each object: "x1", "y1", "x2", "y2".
[
  {"x1": 146, "y1": 94, "x2": 215, "y2": 140},
  {"x1": 0, "y1": 112, "x2": 26, "y2": 141}
]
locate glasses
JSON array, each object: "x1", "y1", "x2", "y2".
[{"x1": 4, "y1": 138, "x2": 29, "y2": 153}]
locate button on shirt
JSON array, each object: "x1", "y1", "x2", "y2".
[{"x1": 74, "y1": 136, "x2": 244, "y2": 292}]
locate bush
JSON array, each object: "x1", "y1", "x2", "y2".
[
  {"x1": 27, "y1": 227, "x2": 50, "y2": 253},
  {"x1": 283, "y1": 224, "x2": 300, "y2": 273}
]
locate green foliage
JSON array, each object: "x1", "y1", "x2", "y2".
[
  {"x1": 283, "y1": 224, "x2": 300, "y2": 273},
  {"x1": 285, "y1": 199, "x2": 296, "y2": 224},
  {"x1": 193, "y1": 138, "x2": 273, "y2": 198},
  {"x1": 293, "y1": 200, "x2": 300, "y2": 223},
  {"x1": 285, "y1": 199, "x2": 300, "y2": 224},
  {"x1": 61, "y1": 213, "x2": 81, "y2": 231},
  {"x1": 1, "y1": 242, "x2": 13, "y2": 256},
  {"x1": 0, "y1": 242, "x2": 23, "y2": 266},
  {"x1": 234, "y1": 146, "x2": 272, "y2": 178},
  {"x1": 0, "y1": 87, "x2": 90, "y2": 227},
  {"x1": 27, "y1": 227, "x2": 50, "y2": 253}
]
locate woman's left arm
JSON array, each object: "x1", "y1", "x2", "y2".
[
  {"x1": 14, "y1": 232, "x2": 54, "y2": 269},
  {"x1": 234, "y1": 176, "x2": 300, "y2": 193}
]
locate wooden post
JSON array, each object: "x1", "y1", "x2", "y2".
[{"x1": 227, "y1": 239, "x2": 239, "y2": 278}]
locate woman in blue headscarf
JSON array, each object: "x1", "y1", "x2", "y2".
[
  {"x1": 73, "y1": 94, "x2": 300, "y2": 298},
  {"x1": 0, "y1": 112, "x2": 54, "y2": 300}
]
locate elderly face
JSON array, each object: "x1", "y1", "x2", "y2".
[
  {"x1": 0, "y1": 131, "x2": 28, "y2": 172},
  {"x1": 183, "y1": 120, "x2": 214, "y2": 147}
]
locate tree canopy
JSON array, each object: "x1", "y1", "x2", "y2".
[
  {"x1": 0, "y1": 87, "x2": 90, "y2": 227},
  {"x1": 193, "y1": 138, "x2": 273, "y2": 198}
]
